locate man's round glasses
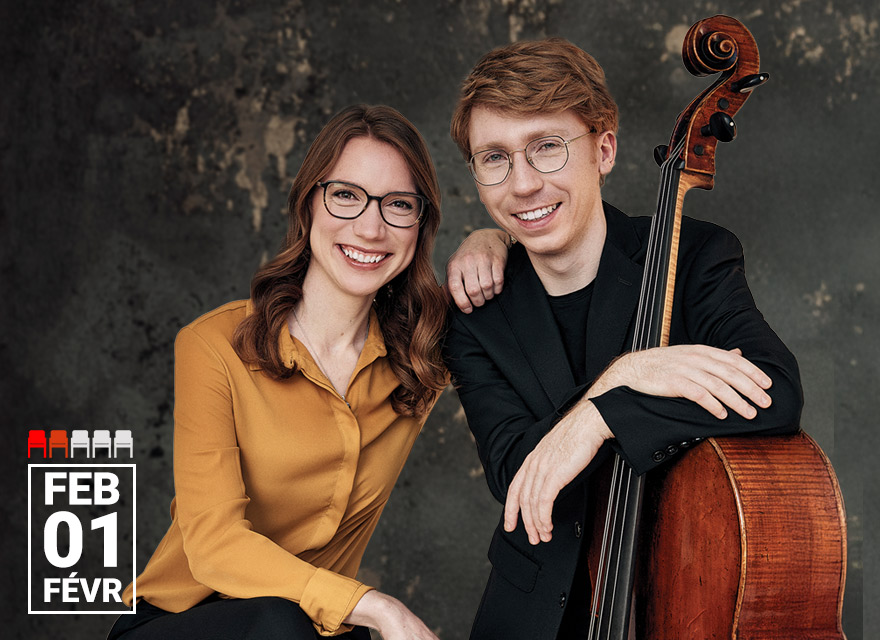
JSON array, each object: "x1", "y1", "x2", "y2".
[
  {"x1": 467, "y1": 132, "x2": 593, "y2": 186},
  {"x1": 316, "y1": 181, "x2": 425, "y2": 228}
]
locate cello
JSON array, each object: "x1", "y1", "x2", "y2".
[{"x1": 585, "y1": 15, "x2": 848, "y2": 639}]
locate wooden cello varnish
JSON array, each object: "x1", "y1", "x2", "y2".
[{"x1": 637, "y1": 432, "x2": 847, "y2": 639}]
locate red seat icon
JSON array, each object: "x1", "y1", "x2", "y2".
[
  {"x1": 28, "y1": 430, "x2": 47, "y2": 458},
  {"x1": 49, "y1": 430, "x2": 69, "y2": 458}
]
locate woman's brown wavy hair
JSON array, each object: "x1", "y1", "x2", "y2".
[{"x1": 233, "y1": 104, "x2": 447, "y2": 417}]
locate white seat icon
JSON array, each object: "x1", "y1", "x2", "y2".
[
  {"x1": 114, "y1": 430, "x2": 134, "y2": 458},
  {"x1": 69, "y1": 430, "x2": 91, "y2": 458},
  {"x1": 92, "y1": 430, "x2": 113, "y2": 457}
]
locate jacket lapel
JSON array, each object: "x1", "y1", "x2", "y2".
[
  {"x1": 495, "y1": 203, "x2": 645, "y2": 406},
  {"x1": 498, "y1": 245, "x2": 575, "y2": 409},
  {"x1": 583, "y1": 204, "x2": 645, "y2": 384}
]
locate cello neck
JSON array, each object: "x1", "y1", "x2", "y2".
[{"x1": 634, "y1": 137, "x2": 688, "y2": 353}]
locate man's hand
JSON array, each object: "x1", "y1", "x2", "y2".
[
  {"x1": 504, "y1": 401, "x2": 612, "y2": 545},
  {"x1": 589, "y1": 345, "x2": 772, "y2": 420},
  {"x1": 444, "y1": 228, "x2": 509, "y2": 313}
]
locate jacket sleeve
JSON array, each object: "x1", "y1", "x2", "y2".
[
  {"x1": 172, "y1": 326, "x2": 372, "y2": 636},
  {"x1": 444, "y1": 314, "x2": 595, "y2": 504},
  {"x1": 592, "y1": 224, "x2": 803, "y2": 474}
]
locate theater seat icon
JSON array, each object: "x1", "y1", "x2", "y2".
[
  {"x1": 28, "y1": 430, "x2": 47, "y2": 458},
  {"x1": 49, "y1": 430, "x2": 69, "y2": 458},
  {"x1": 92, "y1": 430, "x2": 113, "y2": 458},
  {"x1": 70, "y1": 430, "x2": 91, "y2": 458},
  {"x1": 115, "y1": 430, "x2": 134, "y2": 458}
]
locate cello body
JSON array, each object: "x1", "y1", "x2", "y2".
[{"x1": 636, "y1": 433, "x2": 847, "y2": 639}]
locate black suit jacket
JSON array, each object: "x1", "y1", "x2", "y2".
[{"x1": 444, "y1": 203, "x2": 802, "y2": 640}]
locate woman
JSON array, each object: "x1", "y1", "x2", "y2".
[{"x1": 108, "y1": 105, "x2": 451, "y2": 640}]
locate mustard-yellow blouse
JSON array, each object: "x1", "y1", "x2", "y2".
[{"x1": 123, "y1": 300, "x2": 433, "y2": 636}]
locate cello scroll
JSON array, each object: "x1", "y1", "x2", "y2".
[{"x1": 657, "y1": 15, "x2": 769, "y2": 187}]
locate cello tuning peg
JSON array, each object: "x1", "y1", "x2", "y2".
[
  {"x1": 731, "y1": 72, "x2": 770, "y2": 93},
  {"x1": 653, "y1": 144, "x2": 669, "y2": 166},
  {"x1": 701, "y1": 112, "x2": 737, "y2": 143}
]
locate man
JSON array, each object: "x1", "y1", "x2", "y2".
[{"x1": 443, "y1": 38, "x2": 802, "y2": 639}]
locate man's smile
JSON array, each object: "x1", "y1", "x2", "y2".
[{"x1": 513, "y1": 202, "x2": 560, "y2": 222}]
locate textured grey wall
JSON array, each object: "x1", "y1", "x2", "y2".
[{"x1": 3, "y1": 1, "x2": 876, "y2": 638}]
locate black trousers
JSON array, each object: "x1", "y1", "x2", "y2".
[{"x1": 107, "y1": 594, "x2": 372, "y2": 640}]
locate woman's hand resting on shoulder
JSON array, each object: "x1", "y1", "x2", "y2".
[{"x1": 444, "y1": 228, "x2": 510, "y2": 313}]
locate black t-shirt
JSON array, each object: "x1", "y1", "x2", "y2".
[{"x1": 546, "y1": 281, "x2": 594, "y2": 387}]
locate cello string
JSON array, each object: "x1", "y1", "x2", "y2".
[
  {"x1": 604, "y1": 464, "x2": 633, "y2": 640},
  {"x1": 590, "y1": 136, "x2": 686, "y2": 638},
  {"x1": 606, "y1": 463, "x2": 628, "y2": 639},
  {"x1": 612, "y1": 140, "x2": 687, "y2": 635},
  {"x1": 631, "y1": 212, "x2": 657, "y2": 346},
  {"x1": 643, "y1": 145, "x2": 675, "y2": 343},
  {"x1": 590, "y1": 163, "x2": 668, "y2": 638},
  {"x1": 639, "y1": 141, "x2": 677, "y2": 350},
  {"x1": 640, "y1": 134, "x2": 683, "y2": 343},
  {"x1": 593, "y1": 255, "x2": 652, "y2": 634},
  {"x1": 633, "y1": 137, "x2": 682, "y2": 349},
  {"x1": 590, "y1": 155, "x2": 671, "y2": 635},
  {"x1": 642, "y1": 137, "x2": 685, "y2": 350},
  {"x1": 590, "y1": 454, "x2": 624, "y2": 638},
  {"x1": 592, "y1": 153, "x2": 672, "y2": 638}
]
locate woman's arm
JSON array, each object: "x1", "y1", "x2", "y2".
[
  {"x1": 172, "y1": 326, "x2": 371, "y2": 635},
  {"x1": 345, "y1": 591, "x2": 439, "y2": 640}
]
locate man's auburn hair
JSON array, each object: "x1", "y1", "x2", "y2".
[{"x1": 450, "y1": 37, "x2": 619, "y2": 160}]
